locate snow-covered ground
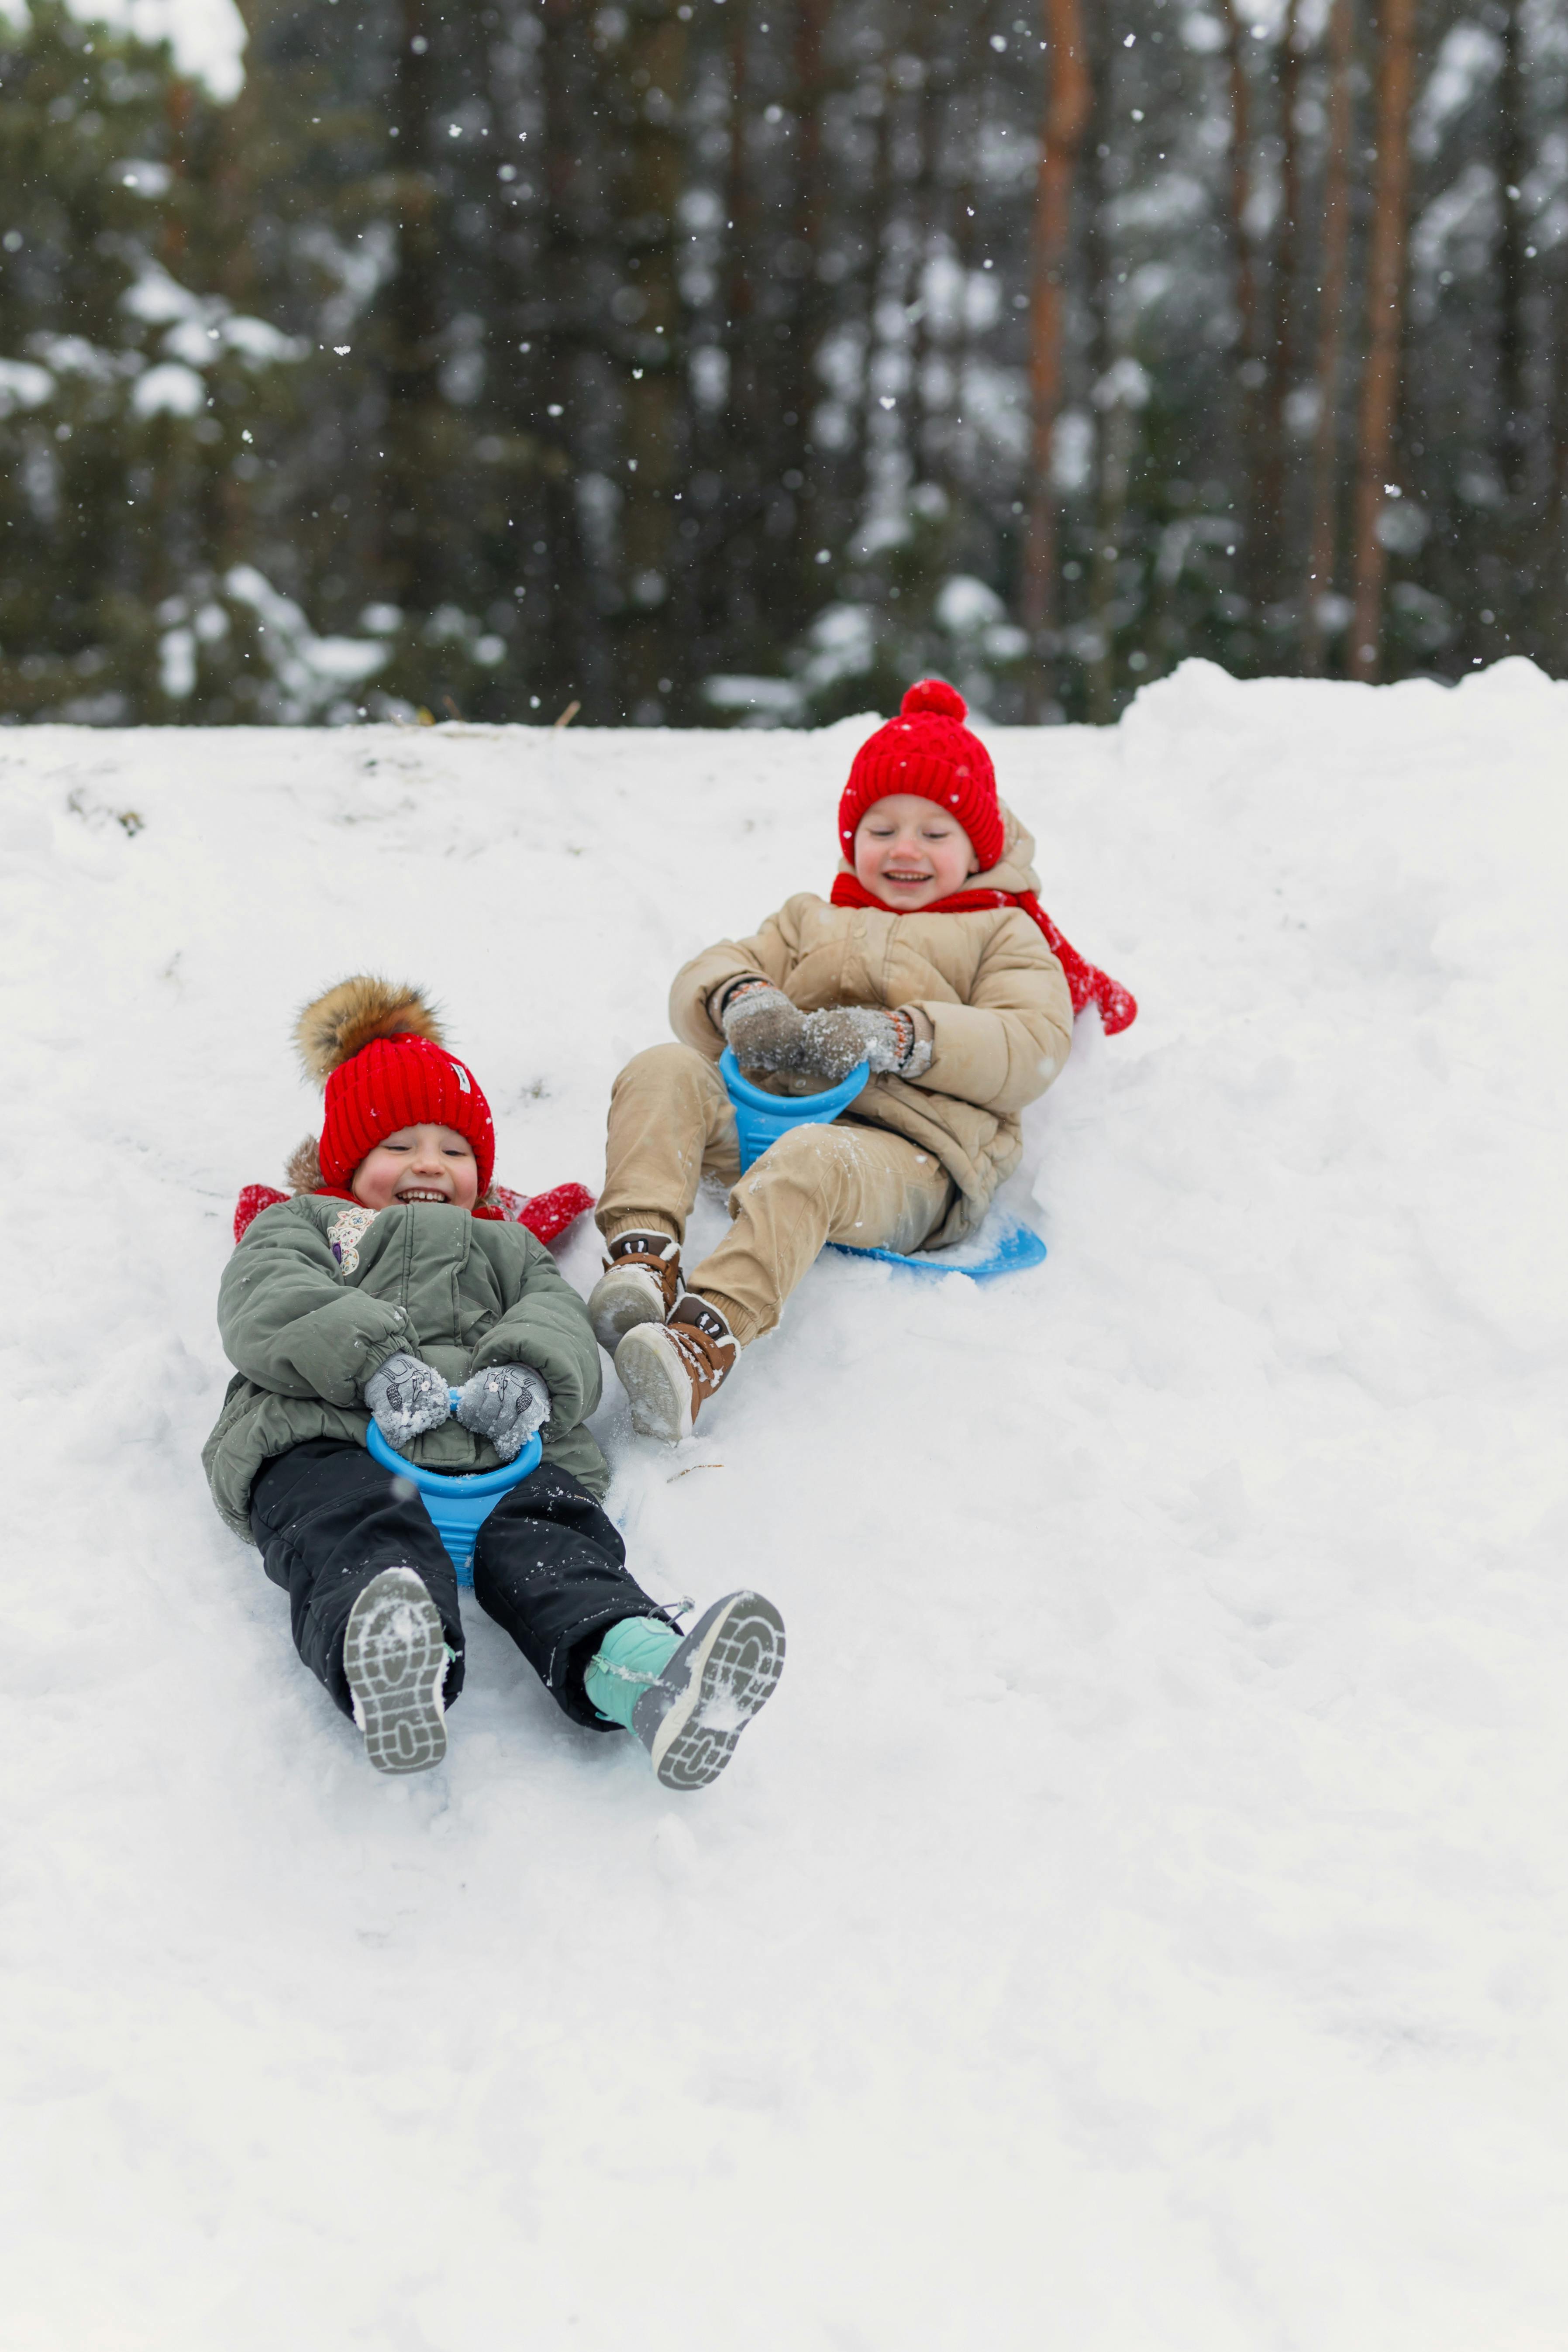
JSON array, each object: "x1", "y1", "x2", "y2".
[{"x1": 3, "y1": 658, "x2": 1566, "y2": 2351}]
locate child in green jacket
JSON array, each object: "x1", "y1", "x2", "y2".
[{"x1": 202, "y1": 977, "x2": 784, "y2": 1784}]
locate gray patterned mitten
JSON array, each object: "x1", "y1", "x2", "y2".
[
  {"x1": 720, "y1": 983, "x2": 807, "y2": 1073},
  {"x1": 795, "y1": 1005, "x2": 931, "y2": 1084},
  {"x1": 363, "y1": 1351, "x2": 451, "y2": 1446},
  {"x1": 454, "y1": 1364, "x2": 551, "y2": 1462}
]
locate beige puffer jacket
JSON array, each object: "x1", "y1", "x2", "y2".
[{"x1": 669, "y1": 807, "x2": 1074, "y2": 1247}]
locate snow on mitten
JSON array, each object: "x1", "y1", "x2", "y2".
[
  {"x1": 796, "y1": 1006, "x2": 931, "y2": 1084},
  {"x1": 454, "y1": 1364, "x2": 550, "y2": 1461},
  {"x1": 363, "y1": 1351, "x2": 451, "y2": 1446},
  {"x1": 721, "y1": 983, "x2": 807, "y2": 1073}
]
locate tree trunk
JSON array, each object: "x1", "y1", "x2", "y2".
[
  {"x1": 1260, "y1": 0, "x2": 1303, "y2": 613},
  {"x1": 854, "y1": 60, "x2": 896, "y2": 535},
  {"x1": 541, "y1": 0, "x2": 589, "y2": 714},
  {"x1": 1301, "y1": 0, "x2": 1356, "y2": 676},
  {"x1": 1495, "y1": 0, "x2": 1527, "y2": 498},
  {"x1": 161, "y1": 76, "x2": 193, "y2": 270},
  {"x1": 1553, "y1": 255, "x2": 1568, "y2": 674},
  {"x1": 378, "y1": 0, "x2": 444, "y2": 615},
  {"x1": 1087, "y1": 370, "x2": 1137, "y2": 725},
  {"x1": 782, "y1": 0, "x2": 828, "y2": 564},
  {"x1": 1493, "y1": 0, "x2": 1531, "y2": 654},
  {"x1": 910, "y1": 35, "x2": 942, "y2": 492},
  {"x1": 1022, "y1": 0, "x2": 1091, "y2": 720},
  {"x1": 947, "y1": 11, "x2": 988, "y2": 512},
  {"x1": 1084, "y1": 26, "x2": 1122, "y2": 725},
  {"x1": 207, "y1": 0, "x2": 272, "y2": 582},
  {"x1": 617, "y1": 0, "x2": 688, "y2": 720},
  {"x1": 1222, "y1": 0, "x2": 1260, "y2": 605},
  {"x1": 1348, "y1": 0, "x2": 1416, "y2": 683},
  {"x1": 720, "y1": 5, "x2": 765, "y2": 654}
]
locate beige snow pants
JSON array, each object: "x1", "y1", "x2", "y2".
[{"x1": 596, "y1": 1043, "x2": 954, "y2": 1344}]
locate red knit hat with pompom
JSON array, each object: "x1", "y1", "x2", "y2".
[
  {"x1": 837, "y1": 679, "x2": 1002, "y2": 870},
  {"x1": 294, "y1": 976, "x2": 496, "y2": 1195}
]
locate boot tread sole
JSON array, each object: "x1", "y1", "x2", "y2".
[
  {"x1": 343, "y1": 1567, "x2": 448, "y2": 1775},
  {"x1": 641, "y1": 1592, "x2": 786, "y2": 1790},
  {"x1": 614, "y1": 1322, "x2": 696, "y2": 1442}
]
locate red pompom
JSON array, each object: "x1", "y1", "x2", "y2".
[{"x1": 899, "y1": 678, "x2": 967, "y2": 722}]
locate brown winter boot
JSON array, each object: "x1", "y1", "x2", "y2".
[
  {"x1": 587, "y1": 1229, "x2": 682, "y2": 1355},
  {"x1": 613, "y1": 1294, "x2": 739, "y2": 1442}
]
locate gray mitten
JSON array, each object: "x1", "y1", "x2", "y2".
[
  {"x1": 720, "y1": 983, "x2": 807, "y2": 1073},
  {"x1": 363, "y1": 1350, "x2": 451, "y2": 1446},
  {"x1": 795, "y1": 1005, "x2": 930, "y2": 1083},
  {"x1": 454, "y1": 1363, "x2": 551, "y2": 1462}
]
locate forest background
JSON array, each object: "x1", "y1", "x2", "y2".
[{"x1": 0, "y1": 0, "x2": 1564, "y2": 728}]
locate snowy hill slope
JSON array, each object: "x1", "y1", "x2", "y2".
[{"x1": 2, "y1": 658, "x2": 1566, "y2": 2351}]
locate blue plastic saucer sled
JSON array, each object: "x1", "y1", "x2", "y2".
[
  {"x1": 366, "y1": 1387, "x2": 542, "y2": 1587},
  {"x1": 718, "y1": 1047, "x2": 1047, "y2": 1282}
]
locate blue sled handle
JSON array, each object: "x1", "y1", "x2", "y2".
[
  {"x1": 717, "y1": 1047, "x2": 870, "y2": 1119},
  {"x1": 719, "y1": 1047, "x2": 871, "y2": 1175},
  {"x1": 365, "y1": 1387, "x2": 543, "y2": 1494}
]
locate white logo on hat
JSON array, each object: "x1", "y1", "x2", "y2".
[{"x1": 451, "y1": 1062, "x2": 471, "y2": 1092}]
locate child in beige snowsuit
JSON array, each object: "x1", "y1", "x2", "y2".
[{"x1": 587, "y1": 680, "x2": 1121, "y2": 1442}]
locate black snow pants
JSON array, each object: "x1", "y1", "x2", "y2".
[{"x1": 249, "y1": 1438, "x2": 675, "y2": 1731}]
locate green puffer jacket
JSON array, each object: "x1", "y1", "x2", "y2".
[{"x1": 202, "y1": 1195, "x2": 609, "y2": 1541}]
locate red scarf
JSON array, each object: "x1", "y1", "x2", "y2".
[{"x1": 829, "y1": 875, "x2": 1137, "y2": 1035}]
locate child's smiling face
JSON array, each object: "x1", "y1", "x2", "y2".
[
  {"x1": 853, "y1": 794, "x2": 980, "y2": 909},
  {"x1": 351, "y1": 1123, "x2": 479, "y2": 1212}
]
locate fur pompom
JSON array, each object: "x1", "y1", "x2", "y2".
[
  {"x1": 285, "y1": 1134, "x2": 323, "y2": 1193},
  {"x1": 293, "y1": 976, "x2": 444, "y2": 1086}
]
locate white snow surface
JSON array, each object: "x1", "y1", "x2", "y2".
[{"x1": 2, "y1": 657, "x2": 1567, "y2": 2349}]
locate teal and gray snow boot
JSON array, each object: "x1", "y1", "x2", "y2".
[{"x1": 631, "y1": 1590, "x2": 786, "y2": 1790}]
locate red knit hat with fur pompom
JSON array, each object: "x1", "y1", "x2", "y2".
[
  {"x1": 295, "y1": 976, "x2": 495, "y2": 1195},
  {"x1": 837, "y1": 679, "x2": 1002, "y2": 869}
]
